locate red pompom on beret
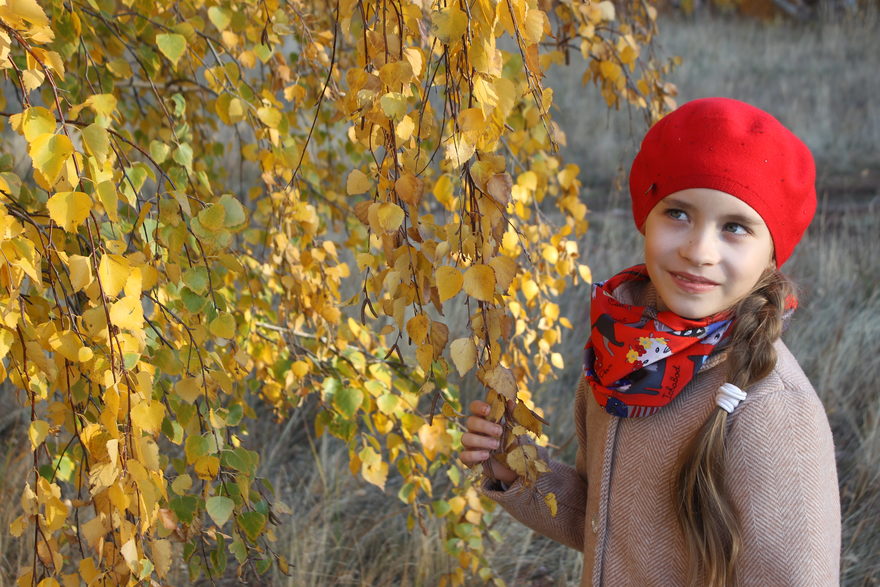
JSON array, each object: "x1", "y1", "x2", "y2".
[{"x1": 629, "y1": 97, "x2": 816, "y2": 267}]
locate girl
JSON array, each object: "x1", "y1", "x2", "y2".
[{"x1": 459, "y1": 97, "x2": 841, "y2": 586}]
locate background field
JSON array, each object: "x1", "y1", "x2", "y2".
[{"x1": 2, "y1": 9, "x2": 878, "y2": 586}]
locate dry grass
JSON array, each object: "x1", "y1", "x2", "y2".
[{"x1": 2, "y1": 11, "x2": 878, "y2": 587}]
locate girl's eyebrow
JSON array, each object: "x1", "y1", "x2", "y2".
[
  {"x1": 721, "y1": 212, "x2": 763, "y2": 227},
  {"x1": 662, "y1": 197, "x2": 692, "y2": 210}
]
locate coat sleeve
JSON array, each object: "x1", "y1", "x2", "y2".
[
  {"x1": 480, "y1": 377, "x2": 589, "y2": 551},
  {"x1": 726, "y1": 382, "x2": 841, "y2": 586}
]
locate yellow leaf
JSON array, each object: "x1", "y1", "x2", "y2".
[
  {"x1": 95, "y1": 181, "x2": 118, "y2": 222},
  {"x1": 463, "y1": 264, "x2": 496, "y2": 302},
  {"x1": 488, "y1": 256, "x2": 517, "y2": 293},
  {"x1": 346, "y1": 169, "x2": 371, "y2": 195},
  {"x1": 198, "y1": 202, "x2": 226, "y2": 231},
  {"x1": 68, "y1": 254, "x2": 92, "y2": 291},
  {"x1": 120, "y1": 538, "x2": 138, "y2": 567},
  {"x1": 257, "y1": 106, "x2": 282, "y2": 128},
  {"x1": 542, "y1": 245, "x2": 559, "y2": 264},
  {"x1": 372, "y1": 202, "x2": 405, "y2": 233},
  {"x1": 479, "y1": 364, "x2": 517, "y2": 400},
  {"x1": 444, "y1": 138, "x2": 475, "y2": 168},
  {"x1": 406, "y1": 314, "x2": 430, "y2": 345},
  {"x1": 0, "y1": 329, "x2": 14, "y2": 359},
  {"x1": 597, "y1": 0, "x2": 616, "y2": 20},
  {"x1": 48, "y1": 330, "x2": 86, "y2": 362},
  {"x1": 209, "y1": 313, "x2": 235, "y2": 338},
  {"x1": 359, "y1": 446, "x2": 388, "y2": 490},
  {"x1": 109, "y1": 295, "x2": 143, "y2": 331},
  {"x1": 432, "y1": 4, "x2": 468, "y2": 42},
  {"x1": 513, "y1": 401, "x2": 545, "y2": 435},
  {"x1": 486, "y1": 173, "x2": 513, "y2": 206},
  {"x1": 379, "y1": 92, "x2": 407, "y2": 120},
  {"x1": 175, "y1": 376, "x2": 202, "y2": 404},
  {"x1": 22, "y1": 69, "x2": 44, "y2": 92},
  {"x1": 80, "y1": 514, "x2": 110, "y2": 552},
  {"x1": 194, "y1": 455, "x2": 220, "y2": 479},
  {"x1": 395, "y1": 174, "x2": 423, "y2": 207},
  {"x1": 506, "y1": 444, "x2": 536, "y2": 476},
  {"x1": 81, "y1": 123, "x2": 110, "y2": 163},
  {"x1": 522, "y1": 8, "x2": 547, "y2": 44},
  {"x1": 416, "y1": 343, "x2": 434, "y2": 371},
  {"x1": 0, "y1": 0, "x2": 49, "y2": 26},
  {"x1": 599, "y1": 60, "x2": 622, "y2": 84},
  {"x1": 29, "y1": 133, "x2": 73, "y2": 185},
  {"x1": 522, "y1": 277, "x2": 539, "y2": 302},
  {"x1": 28, "y1": 420, "x2": 49, "y2": 450},
  {"x1": 152, "y1": 539, "x2": 172, "y2": 578},
  {"x1": 419, "y1": 416, "x2": 452, "y2": 460},
  {"x1": 131, "y1": 400, "x2": 165, "y2": 435},
  {"x1": 98, "y1": 253, "x2": 130, "y2": 298},
  {"x1": 544, "y1": 492, "x2": 558, "y2": 516},
  {"x1": 450, "y1": 337, "x2": 477, "y2": 376},
  {"x1": 47, "y1": 191, "x2": 91, "y2": 232},
  {"x1": 19, "y1": 106, "x2": 55, "y2": 141},
  {"x1": 395, "y1": 115, "x2": 415, "y2": 142},
  {"x1": 435, "y1": 266, "x2": 463, "y2": 302}
]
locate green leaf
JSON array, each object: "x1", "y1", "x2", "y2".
[
  {"x1": 376, "y1": 393, "x2": 399, "y2": 415},
  {"x1": 206, "y1": 496, "x2": 235, "y2": 527},
  {"x1": 149, "y1": 140, "x2": 171, "y2": 164},
  {"x1": 182, "y1": 266, "x2": 209, "y2": 294},
  {"x1": 156, "y1": 33, "x2": 187, "y2": 69},
  {"x1": 219, "y1": 194, "x2": 247, "y2": 229},
  {"x1": 180, "y1": 287, "x2": 208, "y2": 313},
  {"x1": 207, "y1": 6, "x2": 232, "y2": 31},
  {"x1": 184, "y1": 434, "x2": 211, "y2": 462},
  {"x1": 237, "y1": 511, "x2": 266, "y2": 541},
  {"x1": 221, "y1": 447, "x2": 258, "y2": 475},
  {"x1": 333, "y1": 386, "x2": 363, "y2": 418},
  {"x1": 169, "y1": 495, "x2": 199, "y2": 524},
  {"x1": 173, "y1": 143, "x2": 193, "y2": 171},
  {"x1": 197, "y1": 203, "x2": 226, "y2": 231}
]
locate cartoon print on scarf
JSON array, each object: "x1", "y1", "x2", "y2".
[{"x1": 583, "y1": 265, "x2": 733, "y2": 418}]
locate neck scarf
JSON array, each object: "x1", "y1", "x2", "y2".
[{"x1": 583, "y1": 265, "x2": 733, "y2": 418}]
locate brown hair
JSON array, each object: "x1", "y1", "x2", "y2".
[{"x1": 674, "y1": 269, "x2": 796, "y2": 586}]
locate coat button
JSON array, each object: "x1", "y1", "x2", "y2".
[{"x1": 591, "y1": 516, "x2": 599, "y2": 534}]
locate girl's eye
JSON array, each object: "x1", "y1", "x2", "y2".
[
  {"x1": 724, "y1": 222, "x2": 750, "y2": 236},
  {"x1": 665, "y1": 208, "x2": 687, "y2": 221}
]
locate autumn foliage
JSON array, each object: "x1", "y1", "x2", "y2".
[{"x1": 0, "y1": 0, "x2": 673, "y2": 583}]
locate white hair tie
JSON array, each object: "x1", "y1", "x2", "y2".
[{"x1": 716, "y1": 383, "x2": 747, "y2": 413}]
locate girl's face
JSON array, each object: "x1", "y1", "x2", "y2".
[{"x1": 643, "y1": 188, "x2": 775, "y2": 319}]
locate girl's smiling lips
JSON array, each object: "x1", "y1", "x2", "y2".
[{"x1": 669, "y1": 271, "x2": 720, "y2": 293}]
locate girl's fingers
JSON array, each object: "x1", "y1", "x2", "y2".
[
  {"x1": 465, "y1": 416, "x2": 503, "y2": 437},
  {"x1": 461, "y1": 431, "x2": 501, "y2": 451},
  {"x1": 469, "y1": 399, "x2": 491, "y2": 417},
  {"x1": 459, "y1": 450, "x2": 491, "y2": 466}
]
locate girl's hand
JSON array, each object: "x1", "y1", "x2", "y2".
[{"x1": 460, "y1": 400, "x2": 519, "y2": 484}]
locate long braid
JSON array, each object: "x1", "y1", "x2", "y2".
[{"x1": 675, "y1": 269, "x2": 795, "y2": 586}]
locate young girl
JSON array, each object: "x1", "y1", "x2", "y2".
[{"x1": 460, "y1": 97, "x2": 841, "y2": 586}]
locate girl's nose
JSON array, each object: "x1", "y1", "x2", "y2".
[{"x1": 679, "y1": 228, "x2": 721, "y2": 266}]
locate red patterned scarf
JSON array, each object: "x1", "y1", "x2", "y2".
[{"x1": 583, "y1": 265, "x2": 733, "y2": 418}]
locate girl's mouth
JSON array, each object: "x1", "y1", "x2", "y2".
[{"x1": 670, "y1": 271, "x2": 719, "y2": 293}]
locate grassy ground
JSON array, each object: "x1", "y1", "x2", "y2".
[{"x1": 2, "y1": 10, "x2": 878, "y2": 587}]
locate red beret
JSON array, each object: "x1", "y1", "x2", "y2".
[{"x1": 629, "y1": 97, "x2": 816, "y2": 267}]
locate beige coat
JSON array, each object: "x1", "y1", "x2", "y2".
[{"x1": 483, "y1": 331, "x2": 840, "y2": 586}]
